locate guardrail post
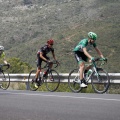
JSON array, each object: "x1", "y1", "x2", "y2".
[{"x1": 25, "y1": 82, "x2": 29, "y2": 90}]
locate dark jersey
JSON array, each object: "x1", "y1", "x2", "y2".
[{"x1": 37, "y1": 45, "x2": 54, "y2": 56}]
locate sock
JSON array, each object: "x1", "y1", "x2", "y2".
[{"x1": 81, "y1": 78, "x2": 87, "y2": 84}]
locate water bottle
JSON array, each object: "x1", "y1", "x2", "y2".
[
  {"x1": 87, "y1": 69, "x2": 92, "y2": 76},
  {"x1": 40, "y1": 71, "x2": 43, "y2": 78}
]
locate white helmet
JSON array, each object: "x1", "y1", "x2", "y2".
[{"x1": 0, "y1": 46, "x2": 4, "y2": 51}]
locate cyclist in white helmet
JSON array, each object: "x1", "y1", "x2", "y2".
[
  {"x1": 73, "y1": 32, "x2": 106, "y2": 88},
  {"x1": 0, "y1": 46, "x2": 8, "y2": 65}
]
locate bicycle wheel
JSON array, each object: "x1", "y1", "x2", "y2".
[
  {"x1": 28, "y1": 70, "x2": 39, "y2": 91},
  {"x1": 45, "y1": 69, "x2": 60, "y2": 92},
  {"x1": 68, "y1": 69, "x2": 82, "y2": 93},
  {"x1": 91, "y1": 68, "x2": 110, "y2": 94},
  {"x1": 0, "y1": 71, "x2": 10, "y2": 90}
]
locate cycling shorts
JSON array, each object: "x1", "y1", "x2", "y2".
[
  {"x1": 74, "y1": 51, "x2": 88, "y2": 64},
  {"x1": 37, "y1": 54, "x2": 50, "y2": 68}
]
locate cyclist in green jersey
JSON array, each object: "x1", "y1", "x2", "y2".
[
  {"x1": 0, "y1": 46, "x2": 8, "y2": 65},
  {"x1": 73, "y1": 32, "x2": 106, "y2": 88}
]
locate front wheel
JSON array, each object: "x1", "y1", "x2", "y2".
[
  {"x1": 68, "y1": 69, "x2": 82, "y2": 93},
  {"x1": 44, "y1": 69, "x2": 60, "y2": 92},
  {"x1": 91, "y1": 68, "x2": 110, "y2": 94},
  {"x1": 28, "y1": 70, "x2": 39, "y2": 91},
  {"x1": 0, "y1": 71, "x2": 10, "y2": 90}
]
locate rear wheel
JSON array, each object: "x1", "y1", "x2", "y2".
[
  {"x1": 28, "y1": 70, "x2": 39, "y2": 91},
  {"x1": 0, "y1": 71, "x2": 10, "y2": 90},
  {"x1": 68, "y1": 69, "x2": 82, "y2": 93},
  {"x1": 91, "y1": 68, "x2": 110, "y2": 94},
  {"x1": 45, "y1": 69, "x2": 60, "y2": 92}
]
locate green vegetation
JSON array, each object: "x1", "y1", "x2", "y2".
[
  {"x1": 6, "y1": 57, "x2": 33, "y2": 73},
  {"x1": 0, "y1": 0, "x2": 120, "y2": 73}
]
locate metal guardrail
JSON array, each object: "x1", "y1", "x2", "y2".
[
  {"x1": 8, "y1": 73, "x2": 120, "y2": 83},
  {"x1": 1, "y1": 73, "x2": 119, "y2": 90}
]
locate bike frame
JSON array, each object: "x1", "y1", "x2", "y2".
[
  {"x1": 39, "y1": 60, "x2": 59, "y2": 81},
  {"x1": 86, "y1": 58, "x2": 104, "y2": 83}
]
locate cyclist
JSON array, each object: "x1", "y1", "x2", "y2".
[
  {"x1": 0, "y1": 46, "x2": 9, "y2": 65},
  {"x1": 34, "y1": 39, "x2": 57, "y2": 88},
  {"x1": 73, "y1": 32, "x2": 106, "y2": 88}
]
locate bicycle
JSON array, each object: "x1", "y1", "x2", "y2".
[
  {"x1": 68, "y1": 58, "x2": 110, "y2": 94},
  {"x1": 28, "y1": 60, "x2": 60, "y2": 92},
  {"x1": 0, "y1": 64, "x2": 10, "y2": 90}
]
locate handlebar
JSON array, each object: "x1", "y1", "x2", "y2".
[
  {"x1": 93, "y1": 58, "x2": 107, "y2": 62},
  {"x1": 91, "y1": 58, "x2": 107, "y2": 66}
]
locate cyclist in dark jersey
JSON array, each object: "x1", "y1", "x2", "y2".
[
  {"x1": 34, "y1": 39, "x2": 57, "y2": 87},
  {"x1": 73, "y1": 32, "x2": 106, "y2": 88}
]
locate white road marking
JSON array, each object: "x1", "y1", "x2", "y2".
[{"x1": 0, "y1": 91, "x2": 120, "y2": 102}]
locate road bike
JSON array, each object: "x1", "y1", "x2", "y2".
[
  {"x1": 0, "y1": 64, "x2": 10, "y2": 90},
  {"x1": 68, "y1": 58, "x2": 110, "y2": 94},
  {"x1": 28, "y1": 60, "x2": 60, "y2": 92}
]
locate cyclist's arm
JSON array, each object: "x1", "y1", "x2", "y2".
[
  {"x1": 83, "y1": 47, "x2": 92, "y2": 59},
  {"x1": 39, "y1": 52, "x2": 48, "y2": 62},
  {"x1": 51, "y1": 51, "x2": 57, "y2": 61},
  {"x1": 94, "y1": 47, "x2": 104, "y2": 58},
  {"x1": 3, "y1": 59, "x2": 8, "y2": 64}
]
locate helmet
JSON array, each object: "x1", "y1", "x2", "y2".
[
  {"x1": 88, "y1": 32, "x2": 97, "y2": 40},
  {"x1": 47, "y1": 39, "x2": 54, "y2": 44},
  {"x1": 0, "y1": 46, "x2": 4, "y2": 51}
]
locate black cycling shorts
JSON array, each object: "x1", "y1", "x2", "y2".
[
  {"x1": 37, "y1": 54, "x2": 50, "y2": 68},
  {"x1": 74, "y1": 51, "x2": 88, "y2": 64}
]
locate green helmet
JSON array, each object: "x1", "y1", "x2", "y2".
[{"x1": 88, "y1": 32, "x2": 97, "y2": 40}]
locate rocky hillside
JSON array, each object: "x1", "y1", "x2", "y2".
[{"x1": 0, "y1": 0, "x2": 120, "y2": 72}]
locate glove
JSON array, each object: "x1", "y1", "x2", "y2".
[
  {"x1": 102, "y1": 57, "x2": 107, "y2": 61},
  {"x1": 91, "y1": 57, "x2": 95, "y2": 61}
]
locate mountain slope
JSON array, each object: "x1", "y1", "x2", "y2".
[{"x1": 0, "y1": 0, "x2": 120, "y2": 72}]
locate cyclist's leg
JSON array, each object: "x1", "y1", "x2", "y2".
[
  {"x1": 79, "y1": 61, "x2": 85, "y2": 80},
  {"x1": 74, "y1": 52, "x2": 87, "y2": 87},
  {"x1": 42, "y1": 56, "x2": 51, "y2": 77},
  {"x1": 35, "y1": 54, "x2": 42, "y2": 82},
  {"x1": 84, "y1": 59, "x2": 92, "y2": 74}
]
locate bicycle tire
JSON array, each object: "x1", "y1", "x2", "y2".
[
  {"x1": 0, "y1": 71, "x2": 10, "y2": 90},
  {"x1": 28, "y1": 70, "x2": 39, "y2": 91},
  {"x1": 91, "y1": 68, "x2": 110, "y2": 94},
  {"x1": 44, "y1": 69, "x2": 60, "y2": 92},
  {"x1": 68, "y1": 69, "x2": 82, "y2": 93}
]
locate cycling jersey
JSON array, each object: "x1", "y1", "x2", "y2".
[
  {"x1": 73, "y1": 38, "x2": 97, "y2": 64},
  {"x1": 37, "y1": 45, "x2": 54, "y2": 67},
  {"x1": 73, "y1": 38, "x2": 97, "y2": 52},
  {"x1": 37, "y1": 45, "x2": 54, "y2": 55}
]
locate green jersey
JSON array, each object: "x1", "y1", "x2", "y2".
[{"x1": 73, "y1": 38, "x2": 97, "y2": 52}]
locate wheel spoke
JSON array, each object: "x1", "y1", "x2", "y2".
[
  {"x1": 68, "y1": 69, "x2": 82, "y2": 93},
  {"x1": 0, "y1": 72, "x2": 10, "y2": 90},
  {"x1": 91, "y1": 69, "x2": 110, "y2": 93},
  {"x1": 45, "y1": 70, "x2": 60, "y2": 92},
  {"x1": 28, "y1": 70, "x2": 39, "y2": 91}
]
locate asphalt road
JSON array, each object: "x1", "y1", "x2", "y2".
[{"x1": 0, "y1": 90, "x2": 120, "y2": 120}]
